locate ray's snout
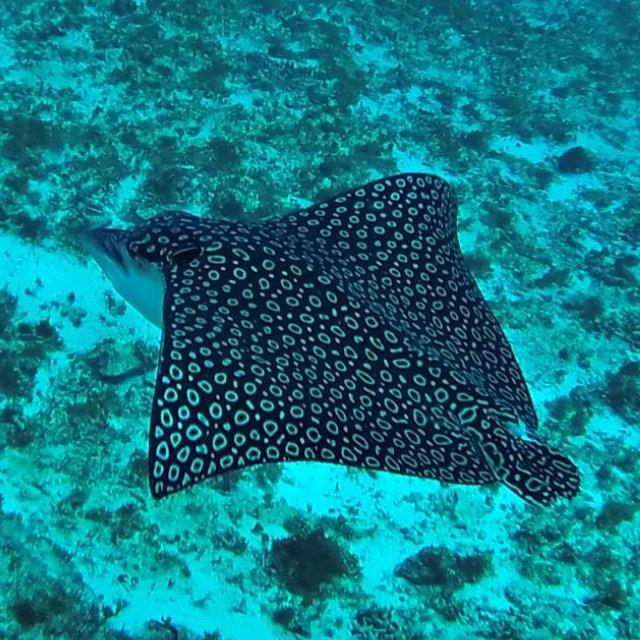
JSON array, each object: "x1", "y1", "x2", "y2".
[
  {"x1": 83, "y1": 227, "x2": 128, "y2": 270},
  {"x1": 84, "y1": 223, "x2": 164, "y2": 327}
]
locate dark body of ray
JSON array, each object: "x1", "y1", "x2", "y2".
[{"x1": 89, "y1": 173, "x2": 580, "y2": 505}]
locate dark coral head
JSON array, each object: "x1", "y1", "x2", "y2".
[{"x1": 269, "y1": 529, "x2": 355, "y2": 598}]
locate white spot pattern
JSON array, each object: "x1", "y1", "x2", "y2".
[{"x1": 120, "y1": 173, "x2": 579, "y2": 505}]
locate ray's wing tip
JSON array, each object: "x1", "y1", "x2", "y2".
[
  {"x1": 149, "y1": 478, "x2": 168, "y2": 501},
  {"x1": 525, "y1": 456, "x2": 581, "y2": 507},
  {"x1": 550, "y1": 452, "x2": 581, "y2": 501},
  {"x1": 478, "y1": 429, "x2": 581, "y2": 507},
  {"x1": 544, "y1": 478, "x2": 581, "y2": 506}
]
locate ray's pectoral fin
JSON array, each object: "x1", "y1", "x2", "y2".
[
  {"x1": 148, "y1": 256, "x2": 225, "y2": 499},
  {"x1": 147, "y1": 247, "x2": 292, "y2": 499},
  {"x1": 467, "y1": 425, "x2": 580, "y2": 506}
]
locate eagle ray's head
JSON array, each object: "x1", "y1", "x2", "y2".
[{"x1": 84, "y1": 226, "x2": 164, "y2": 328}]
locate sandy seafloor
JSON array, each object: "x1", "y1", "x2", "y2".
[{"x1": 0, "y1": 0, "x2": 639, "y2": 639}]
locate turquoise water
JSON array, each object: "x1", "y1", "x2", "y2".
[{"x1": 1, "y1": 1, "x2": 639, "y2": 639}]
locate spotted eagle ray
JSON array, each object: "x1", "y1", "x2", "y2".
[{"x1": 85, "y1": 173, "x2": 580, "y2": 505}]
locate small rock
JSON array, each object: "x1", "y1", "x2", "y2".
[{"x1": 557, "y1": 146, "x2": 594, "y2": 173}]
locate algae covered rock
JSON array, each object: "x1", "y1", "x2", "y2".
[
  {"x1": 394, "y1": 546, "x2": 492, "y2": 591},
  {"x1": 605, "y1": 361, "x2": 640, "y2": 423},
  {"x1": 556, "y1": 146, "x2": 594, "y2": 173},
  {"x1": 269, "y1": 528, "x2": 358, "y2": 599}
]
